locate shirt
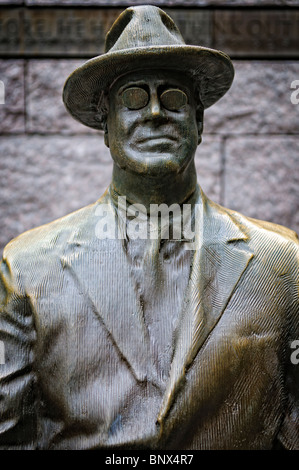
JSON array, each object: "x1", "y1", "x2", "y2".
[{"x1": 110, "y1": 187, "x2": 198, "y2": 387}]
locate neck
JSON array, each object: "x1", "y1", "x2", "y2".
[{"x1": 110, "y1": 161, "x2": 198, "y2": 211}]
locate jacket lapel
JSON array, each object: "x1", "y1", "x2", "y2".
[
  {"x1": 157, "y1": 191, "x2": 254, "y2": 424},
  {"x1": 60, "y1": 194, "x2": 152, "y2": 383}
]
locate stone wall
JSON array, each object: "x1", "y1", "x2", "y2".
[{"x1": 0, "y1": 1, "x2": 299, "y2": 254}]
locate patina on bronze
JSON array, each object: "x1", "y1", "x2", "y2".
[{"x1": 0, "y1": 6, "x2": 298, "y2": 450}]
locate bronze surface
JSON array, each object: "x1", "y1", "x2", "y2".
[{"x1": 0, "y1": 5, "x2": 298, "y2": 450}]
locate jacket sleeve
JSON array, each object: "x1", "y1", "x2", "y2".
[
  {"x1": 0, "y1": 252, "x2": 37, "y2": 449},
  {"x1": 276, "y1": 242, "x2": 299, "y2": 450}
]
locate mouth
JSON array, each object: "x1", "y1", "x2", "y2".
[{"x1": 136, "y1": 135, "x2": 177, "y2": 144}]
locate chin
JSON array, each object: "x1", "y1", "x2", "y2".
[{"x1": 115, "y1": 149, "x2": 193, "y2": 177}]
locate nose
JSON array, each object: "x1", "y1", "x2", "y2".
[{"x1": 150, "y1": 92, "x2": 161, "y2": 116}]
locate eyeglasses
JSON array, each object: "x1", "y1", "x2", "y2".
[{"x1": 121, "y1": 87, "x2": 188, "y2": 111}]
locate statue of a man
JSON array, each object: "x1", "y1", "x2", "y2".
[{"x1": 0, "y1": 6, "x2": 298, "y2": 450}]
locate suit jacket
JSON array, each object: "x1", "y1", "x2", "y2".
[{"x1": 0, "y1": 187, "x2": 298, "y2": 450}]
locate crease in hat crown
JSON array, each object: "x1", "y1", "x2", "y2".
[
  {"x1": 63, "y1": 5, "x2": 235, "y2": 130},
  {"x1": 105, "y1": 5, "x2": 185, "y2": 53}
]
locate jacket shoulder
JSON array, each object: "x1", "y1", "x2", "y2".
[
  {"x1": 223, "y1": 206, "x2": 299, "y2": 270},
  {"x1": 204, "y1": 194, "x2": 299, "y2": 262},
  {"x1": 2, "y1": 199, "x2": 102, "y2": 264},
  {"x1": 218, "y1": 201, "x2": 299, "y2": 246},
  {"x1": 245, "y1": 214, "x2": 298, "y2": 245}
]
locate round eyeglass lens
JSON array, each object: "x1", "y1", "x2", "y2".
[
  {"x1": 160, "y1": 88, "x2": 188, "y2": 111},
  {"x1": 122, "y1": 87, "x2": 149, "y2": 110}
]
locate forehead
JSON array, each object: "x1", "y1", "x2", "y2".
[{"x1": 109, "y1": 69, "x2": 194, "y2": 94}]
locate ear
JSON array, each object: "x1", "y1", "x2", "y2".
[
  {"x1": 104, "y1": 125, "x2": 109, "y2": 148},
  {"x1": 196, "y1": 107, "x2": 204, "y2": 145}
]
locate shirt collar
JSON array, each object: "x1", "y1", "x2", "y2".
[{"x1": 109, "y1": 185, "x2": 199, "y2": 244}]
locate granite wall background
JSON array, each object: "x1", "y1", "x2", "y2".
[{"x1": 0, "y1": 1, "x2": 298, "y2": 254}]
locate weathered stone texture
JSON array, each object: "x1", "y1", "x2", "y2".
[
  {"x1": 0, "y1": 7, "x2": 124, "y2": 57},
  {"x1": 0, "y1": 1, "x2": 23, "y2": 4},
  {"x1": 224, "y1": 136, "x2": 299, "y2": 235},
  {"x1": 0, "y1": 134, "x2": 221, "y2": 254},
  {"x1": 204, "y1": 61, "x2": 299, "y2": 135},
  {"x1": 214, "y1": 10, "x2": 299, "y2": 57},
  {"x1": 2, "y1": 7, "x2": 299, "y2": 58},
  {"x1": 26, "y1": 59, "x2": 98, "y2": 134},
  {"x1": 0, "y1": 60, "x2": 25, "y2": 133},
  {"x1": 23, "y1": 1, "x2": 299, "y2": 6}
]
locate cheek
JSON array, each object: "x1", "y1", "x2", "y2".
[
  {"x1": 109, "y1": 111, "x2": 137, "y2": 143},
  {"x1": 107, "y1": 114, "x2": 134, "y2": 163},
  {"x1": 178, "y1": 113, "x2": 198, "y2": 143}
]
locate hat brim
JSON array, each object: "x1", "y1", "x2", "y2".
[{"x1": 63, "y1": 45, "x2": 234, "y2": 130}]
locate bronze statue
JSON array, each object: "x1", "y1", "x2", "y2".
[{"x1": 0, "y1": 6, "x2": 298, "y2": 450}]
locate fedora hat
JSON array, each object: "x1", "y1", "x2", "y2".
[{"x1": 63, "y1": 5, "x2": 234, "y2": 130}]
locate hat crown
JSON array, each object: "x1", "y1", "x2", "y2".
[{"x1": 105, "y1": 5, "x2": 185, "y2": 53}]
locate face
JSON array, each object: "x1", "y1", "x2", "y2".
[{"x1": 105, "y1": 69, "x2": 202, "y2": 177}]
